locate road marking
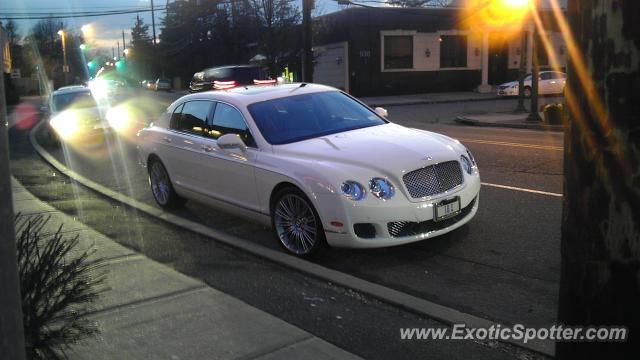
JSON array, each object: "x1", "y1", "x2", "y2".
[
  {"x1": 482, "y1": 182, "x2": 563, "y2": 197},
  {"x1": 459, "y1": 138, "x2": 563, "y2": 151}
]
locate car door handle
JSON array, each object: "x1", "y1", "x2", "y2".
[
  {"x1": 202, "y1": 145, "x2": 214, "y2": 152},
  {"x1": 162, "y1": 136, "x2": 172, "y2": 143}
]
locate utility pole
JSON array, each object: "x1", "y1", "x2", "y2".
[
  {"x1": 122, "y1": 29, "x2": 126, "y2": 54},
  {"x1": 526, "y1": 25, "x2": 541, "y2": 122},
  {"x1": 150, "y1": 0, "x2": 157, "y2": 46},
  {"x1": 0, "y1": 24, "x2": 27, "y2": 360},
  {"x1": 112, "y1": 47, "x2": 115, "y2": 59},
  {"x1": 514, "y1": 28, "x2": 527, "y2": 113},
  {"x1": 302, "y1": 0, "x2": 314, "y2": 82},
  {"x1": 58, "y1": 30, "x2": 68, "y2": 86},
  {"x1": 117, "y1": 41, "x2": 120, "y2": 59}
]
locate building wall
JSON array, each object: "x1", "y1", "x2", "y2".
[{"x1": 314, "y1": 8, "x2": 568, "y2": 97}]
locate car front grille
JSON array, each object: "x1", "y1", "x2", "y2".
[
  {"x1": 402, "y1": 160, "x2": 463, "y2": 198},
  {"x1": 387, "y1": 197, "x2": 476, "y2": 238}
]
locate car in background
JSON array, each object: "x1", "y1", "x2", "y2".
[
  {"x1": 155, "y1": 78, "x2": 171, "y2": 91},
  {"x1": 44, "y1": 85, "x2": 110, "y2": 143},
  {"x1": 137, "y1": 84, "x2": 480, "y2": 257},
  {"x1": 142, "y1": 79, "x2": 156, "y2": 90},
  {"x1": 188, "y1": 65, "x2": 268, "y2": 93},
  {"x1": 497, "y1": 71, "x2": 567, "y2": 97}
]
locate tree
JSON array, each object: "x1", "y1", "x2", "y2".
[
  {"x1": 5, "y1": 20, "x2": 20, "y2": 46},
  {"x1": 387, "y1": 0, "x2": 452, "y2": 7},
  {"x1": 130, "y1": 15, "x2": 153, "y2": 79},
  {"x1": 251, "y1": 0, "x2": 300, "y2": 73},
  {"x1": 558, "y1": 0, "x2": 640, "y2": 358}
]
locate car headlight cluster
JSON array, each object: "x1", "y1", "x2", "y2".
[
  {"x1": 460, "y1": 148, "x2": 477, "y2": 175},
  {"x1": 341, "y1": 178, "x2": 396, "y2": 201},
  {"x1": 369, "y1": 178, "x2": 395, "y2": 200},
  {"x1": 341, "y1": 181, "x2": 366, "y2": 201}
]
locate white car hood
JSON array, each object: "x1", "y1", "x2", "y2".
[{"x1": 273, "y1": 123, "x2": 462, "y2": 176}]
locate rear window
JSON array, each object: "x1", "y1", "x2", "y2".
[{"x1": 52, "y1": 91, "x2": 97, "y2": 112}]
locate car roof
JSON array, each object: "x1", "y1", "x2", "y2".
[
  {"x1": 52, "y1": 85, "x2": 90, "y2": 95},
  {"x1": 175, "y1": 83, "x2": 340, "y2": 107},
  {"x1": 202, "y1": 65, "x2": 258, "y2": 71}
]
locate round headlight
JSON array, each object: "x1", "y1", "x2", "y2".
[
  {"x1": 461, "y1": 155, "x2": 473, "y2": 175},
  {"x1": 341, "y1": 181, "x2": 366, "y2": 201},
  {"x1": 369, "y1": 178, "x2": 395, "y2": 200}
]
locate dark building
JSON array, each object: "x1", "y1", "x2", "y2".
[{"x1": 312, "y1": 6, "x2": 566, "y2": 97}]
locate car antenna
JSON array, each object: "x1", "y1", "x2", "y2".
[{"x1": 290, "y1": 82, "x2": 308, "y2": 93}]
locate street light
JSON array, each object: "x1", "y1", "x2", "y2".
[
  {"x1": 79, "y1": 44, "x2": 87, "y2": 51},
  {"x1": 80, "y1": 24, "x2": 90, "y2": 35},
  {"x1": 57, "y1": 30, "x2": 68, "y2": 85}
]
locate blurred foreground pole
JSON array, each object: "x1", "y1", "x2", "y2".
[
  {"x1": 0, "y1": 25, "x2": 27, "y2": 360},
  {"x1": 558, "y1": 0, "x2": 640, "y2": 358},
  {"x1": 526, "y1": 25, "x2": 541, "y2": 122},
  {"x1": 302, "y1": 0, "x2": 314, "y2": 82}
]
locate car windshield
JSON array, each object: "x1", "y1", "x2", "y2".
[
  {"x1": 52, "y1": 91, "x2": 97, "y2": 111},
  {"x1": 248, "y1": 91, "x2": 386, "y2": 145}
]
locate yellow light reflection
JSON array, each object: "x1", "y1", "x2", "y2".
[
  {"x1": 105, "y1": 103, "x2": 146, "y2": 141},
  {"x1": 462, "y1": 0, "x2": 532, "y2": 34},
  {"x1": 49, "y1": 111, "x2": 81, "y2": 140}
]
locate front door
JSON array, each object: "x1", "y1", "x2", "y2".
[{"x1": 488, "y1": 34, "x2": 509, "y2": 85}]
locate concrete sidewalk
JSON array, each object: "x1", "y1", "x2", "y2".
[
  {"x1": 455, "y1": 112, "x2": 564, "y2": 132},
  {"x1": 11, "y1": 177, "x2": 361, "y2": 360},
  {"x1": 359, "y1": 91, "x2": 502, "y2": 107}
]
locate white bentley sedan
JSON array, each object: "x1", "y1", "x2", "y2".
[{"x1": 137, "y1": 84, "x2": 480, "y2": 257}]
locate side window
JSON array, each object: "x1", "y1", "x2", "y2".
[
  {"x1": 540, "y1": 72, "x2": 552, "y2": 80},
  {"x1": 210, "y1": 103, "x2": 256, "y2": 147},
  {"x1": 175, "y1": 101, "x2": 214, "y2": 136},
  {"x1": 169, "y1": 103, "x2": 184, "y2": 130}
]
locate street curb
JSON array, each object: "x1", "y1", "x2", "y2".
[
  {"x1": 364, "y1": 95, "x2": 505, "y2": 108},
  {"x1": 455, "y1": 116, "x2": 564, "y2": 132},
  {"x1": 29, "y1": 121, "x2": 555, "y2": 357}
]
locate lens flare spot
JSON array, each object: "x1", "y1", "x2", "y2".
[{"x1": 49, "y1": 111, "x2": 81, "y2": 140}]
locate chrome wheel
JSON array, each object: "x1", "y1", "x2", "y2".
[
  {"x1": 274, "y1": 194, "x2": 319, "y2": 255},
  {"x1": 150, "y1": 161, "x2": 171, "y2": 206}
]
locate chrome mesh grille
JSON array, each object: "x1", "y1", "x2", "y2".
[
  {"x1": 387, "y1": 197, "x2": 476, "y2": 238},
  {"x1": 403, "y1": 161, "x2": 463, "y2": 198}
]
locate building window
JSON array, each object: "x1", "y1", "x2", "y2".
[
  {"x1": 440, "y1": 35, "x2": 468, "y2": 68},
  {"x1": 384, "y1": 36, "x2": 413, "y2": 70}
]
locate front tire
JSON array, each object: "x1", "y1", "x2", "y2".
[
  {"x1": 148, "y1": 159, "x2": 184, "y2": 208},
  {"x1": 271, "y1": 187, "x2": 327, "y2": 257}
]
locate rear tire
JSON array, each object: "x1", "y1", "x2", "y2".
[
  {"x1": 271, "y1": 187, "x2": 327, "y2": 258},
  {"x1": 148, "y1": 158, "x2": 185, "y2": 209}
]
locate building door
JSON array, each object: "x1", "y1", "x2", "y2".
[
  {"x1": 313, "y1": 42, "x2": 349, "y2": 92},
  {"x1": 488, "y1": 34, "x2": 509, "y2": 85}
]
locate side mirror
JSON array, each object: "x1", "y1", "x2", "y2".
[
  {"x1": 218, "y1": 133, "x2": 247, "y2": 151},
  {"x1": 374, "y1": 107, "x2": 388, "y2": 118}
]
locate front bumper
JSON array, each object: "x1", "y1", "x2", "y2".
[
  {"x1": 498, "y1": 87, "x2": 518, "y2": 96},
  {"x1": 317, "y1": 175, "x2": 481, "y2": 249}
]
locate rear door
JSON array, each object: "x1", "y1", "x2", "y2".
[
  {"x1": 196, "y1": 102, "x2": 260, "y2": 211},
  {"x1": 159, "y1": 100, "x2": 215, "y2": 194}
]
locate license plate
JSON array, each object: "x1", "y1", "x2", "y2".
[{"x1": 434, "y1": 197, "x2": 461, "y2": 221}]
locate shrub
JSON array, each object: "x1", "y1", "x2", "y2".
[{"x1": 15, "y1": 214, "x2": 106, "y2": 360}]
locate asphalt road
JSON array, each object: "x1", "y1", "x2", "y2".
[{"x1": 20, "y1": 89, "x2": 564, "y2": 333}]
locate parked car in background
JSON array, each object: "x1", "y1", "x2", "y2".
[
  {"x1": 497, "y1": 71, "x2": 567, "y2": 97},
  {"x1": 44, "y1": 85, "x2": 110, "y2": 143},
  {"x1": 155, "y1": 78, "x2": 171, "y2": 91},
  {"x1": 143, "y1": 79, "x2": 156, "y2": 90},
  {"x1": 137, "y1": 84, "x2": 480, "y2": 257},
  {"x1": 188, "y1": 65, "x2": 269, "y2": 93}
]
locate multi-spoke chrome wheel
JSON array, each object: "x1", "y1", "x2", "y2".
[
  {"x1": 273, "y1": 191, "x2": 325, "y2": 256},
  {"x1": 149, "y1": 159, "x2": 183, "y2": 208}
]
